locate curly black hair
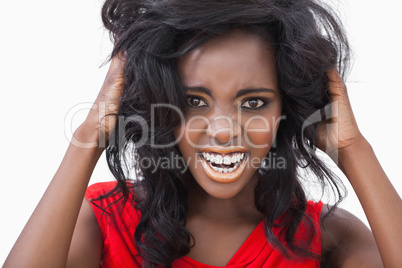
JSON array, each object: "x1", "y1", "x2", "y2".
[{"x1": 97, "y1": 0, "x2": 350, "y2": 266}]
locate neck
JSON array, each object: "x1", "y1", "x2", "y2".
[{"x1": 186, "y1": 174, "x2": 264, "y2": 223}]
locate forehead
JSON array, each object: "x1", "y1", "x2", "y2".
[{"x1": 177, "y1": 29, "x2": 278, "y2": 91}]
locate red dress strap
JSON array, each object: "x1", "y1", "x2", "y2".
[{"x1": 85, "y1": 181, "x2": 143, "y2": 267}]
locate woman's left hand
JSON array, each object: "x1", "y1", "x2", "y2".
[
  {"x1": 316, "y1": 69, "x2": 364, "y2": 162},
  {"x1": 317, "y1": 70, "x2": 402, "y2": 268}
]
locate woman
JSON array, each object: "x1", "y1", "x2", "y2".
[{"x1": 4, "y1": 0, "x2": 401, "y2": 267}]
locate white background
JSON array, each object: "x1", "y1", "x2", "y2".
[{"x1": 0, "y1": 0, "x2": 401, "y2": 264}]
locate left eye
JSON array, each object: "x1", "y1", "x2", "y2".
[
  {"x1": 241, "y1": 99, "x2": 266, "y2": 109},
  {"x1": 187, "y1": 96, "x2": 207, "y2": 107}
]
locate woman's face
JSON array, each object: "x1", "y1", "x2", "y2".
[{"x1": 175, "y1": 29, "x2": 282, "y2": 199}]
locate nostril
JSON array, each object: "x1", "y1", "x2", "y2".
[
  {"x1": 206, "y1": 116, "x2": 241, "y2": 138},
  {"x1": 207, "y1": 128, "x2": 241, "y2": 146}
]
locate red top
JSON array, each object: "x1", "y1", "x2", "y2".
[{"x1": 85, "y1": 181, "x2": 323, "y2": 267}]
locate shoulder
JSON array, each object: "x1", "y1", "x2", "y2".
[
  {"x1": 85, "y1": 181, "x2": 138, "y2": 210},
  {"x1": 85, "y1": 181, "x2": 118, "y2": 200},
  {"x1": 306, "y1": 200, "x2": 324, "y2": 216},
  {"x1": 85, "y1": 181, "x2": 141, "y2": 230},
  {"x1": 67, "y1": 181, "x2": 139, "y2": 267},
  {"x1": 320, "y1": 204, "x2": 383, "y2": 268}
]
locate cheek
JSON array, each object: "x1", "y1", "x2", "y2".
[
  {"x1": 174, "y1": 116, "x2": 207, "y2": 158},
  {"x1": 174, "y1": 116, "x2": 209, "y2": 155},
  {"x1": 242, "y1": 114, "x2": 280, "y2": 149}
]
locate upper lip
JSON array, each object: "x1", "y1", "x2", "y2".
[{"x1": 198, "y1": 146, "x2": 248, "y2": 154}]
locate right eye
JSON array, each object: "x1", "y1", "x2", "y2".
[{"x1": 187, "y1": 96, "x2": 207, "y2": 108}]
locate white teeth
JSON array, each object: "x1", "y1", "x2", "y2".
[
  {"x1": 207, "y1": 158, "x2": 243, "y2": 174},
  {"x1": 210, "y1": 155, "x2": 218, "y2": 164},
  {"x1": 209, "y1": 154, "x2": 223, "y2": 164},
  {"x1": 203, "y1": 152, "x2": 247, "y2": 174},
  {"x1": 223, "y1": 156, "x2": 231, "y2": 165}
]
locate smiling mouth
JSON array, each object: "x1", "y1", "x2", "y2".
[
  {"x1": 201, "y1": 152, "x2": 245, "y2": 173},
  {"x1": 199, "y1": 150, "x2": 248, "y2": 183}
]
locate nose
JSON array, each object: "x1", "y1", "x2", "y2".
[{"x1": 206, "y1": 114, "x2": 241, "y2": 145}]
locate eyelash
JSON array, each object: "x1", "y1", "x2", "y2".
[
  {"x1": 240, "y1": 98, "x2": 269, "y2": 110},
  {"x1": 187, "y1": 96, "x2": 208, "y2": 108},
  {"x1": 186, "y1": 96, "x2": 269, "y2": 110}
]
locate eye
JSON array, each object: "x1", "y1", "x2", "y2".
[
  {"x1": 241, "y1": 98, "x2": 267, "y2": 109},
  {"x1": 187, "y1": 96, "x2": 207, "y2": 107}
]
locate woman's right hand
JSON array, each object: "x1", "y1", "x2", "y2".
[
  {"x1": 4, "y1": 53, "x2": 126, "y2": 268},
  {"x1": 77, "y1": 53, "x2": 126, "y2": 148}
]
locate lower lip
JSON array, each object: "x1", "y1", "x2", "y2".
[{"x1": 200, "y1": 155, "x2": 248, "y2": 183}]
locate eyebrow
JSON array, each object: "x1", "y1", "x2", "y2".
[{"x1": 183, "y1": 86, "x2": 276, "y2": 98}]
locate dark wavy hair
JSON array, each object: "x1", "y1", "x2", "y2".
[{"x1": 97, "y1": 0, "x2": 350, "y2": 266}]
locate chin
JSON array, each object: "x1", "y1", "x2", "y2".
[{"x1": 191, "y1": 166, "x2": 259, "y2": 200}]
